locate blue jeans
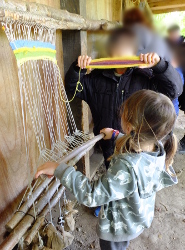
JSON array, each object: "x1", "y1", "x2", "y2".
[{"x1": 99, "y1": 239, "x2": 129, "y2": 250}]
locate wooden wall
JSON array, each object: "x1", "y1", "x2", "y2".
[
  {"x1": 86, "y1": 0, "x2": 122, "y2": 58},
  {"x1": 0, "y1": 0, "x2": 63, "y2": 243}
]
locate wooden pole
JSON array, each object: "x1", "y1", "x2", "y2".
[
  {"x1": 67, "y1": 145, "x2": 93, "y2": 166},
  {"x1": 59, "y1": 133, "x2": 104, "y2": 164},
  {"x1": 24, "y1": 141, "x2": 94, "y2": 246},
  {"x1": 5, "y1": 176, "x2": 53, "y2": 232},
  {"x1": 2, "y1": 134, "x2": 102, "y2": 247},
  {"x1": 24, "y1": 185, "x2": 65, "y2": 245},
  {"x1": 0, "y1": 179, "x2": 61, "y2": 250},
  {"x1": 0, "y1": 0, "x2": 121, "y2": 30}
]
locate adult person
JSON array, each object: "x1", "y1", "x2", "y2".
[
  {"x1": 167, "y1": 25, "x2": 185, "y2": 152},
  {"x1": 167, "y1": 24, "x2": 185, "y2": 44},
  {"x1": 123, "y1": 7, "x2": 171, "y2": 61}
]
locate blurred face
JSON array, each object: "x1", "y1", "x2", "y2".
[
  {"x1": 111, "y1": 45, "x2": 135, "y2": 57},
  {"x1": 168, "y1": 30, "x2": 181, "y2": 42},
  {"x1": 109, "y1": 37, "x2": 136, "y2": 57}
]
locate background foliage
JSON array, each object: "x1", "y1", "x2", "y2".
[{"x1": 154, "y1": 12, "x2": 185, "y2": 36}]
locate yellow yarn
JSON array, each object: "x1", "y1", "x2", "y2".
[{"x1": 58, "y1": 67, "x2": 83, "y2": 103}]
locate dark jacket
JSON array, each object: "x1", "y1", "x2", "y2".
[
  {"x1": 65, "y1": 59, "x2": 183, "y2": 164},
  {"x1": 172, "y1": 68, "x2": 184, "y2": 115},
  {"x1": 176, "y1": 44, "x2": 185, "y2": 112}
]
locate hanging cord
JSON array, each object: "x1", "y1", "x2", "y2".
[{"x1": 59, "y1": 67, "x2": 83, "y2": 103}]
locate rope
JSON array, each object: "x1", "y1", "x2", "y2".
[{"x1": 59, "y1": 67, "x2": 83, "y2": 103}]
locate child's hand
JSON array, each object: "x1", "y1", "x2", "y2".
[
  {"x1": 100, "y1": 128, "x2": 114, "y2": 140},
  {"x1": 35, "y1": 162, "x2": 59, "y2": 179},
  {"x1": 139, "y1": 53, "x2": 160, "y2": 68},
  {"x1": 78, "y1": 55, "x2": 92, "y2": 69}
]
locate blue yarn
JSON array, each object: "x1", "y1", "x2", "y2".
[{"x1": 10, "y1": 40, "x2": 55, "y2": 50}]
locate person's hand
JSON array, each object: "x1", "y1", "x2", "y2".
[
  {"x1": 35, "y1": 162, "x2": 59, "y2": 179},
  {"x1": 100, "y1": 128, "x2": 114, "y2": 140},
  {"x1": 139, "y1": 53, "x2": 160, "y2": 68},
  {"x1": 78, "y1": 55, "x2": 92, "y2": 69}
]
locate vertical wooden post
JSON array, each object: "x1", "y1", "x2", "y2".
[
  {"x1": 61, "y1": 0, "x2": 91, "y2": 177},
  {"x1": 79, "y1": 0, "x2": 91, "y2": 178}
]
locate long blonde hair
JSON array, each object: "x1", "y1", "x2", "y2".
[{"x1": 115, "y1": 90, "x2": 177, "y2": 171}]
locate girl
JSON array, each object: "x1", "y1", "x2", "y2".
[{"x1": 35, "y1": 90, "x2": 178, "y2": 250}]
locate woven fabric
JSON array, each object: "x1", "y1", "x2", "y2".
[
  {"x1": 86, "y1": 56, "x2": 146, "y2": 69},
  {"x1": 10, "y1": 40, "x2": 56, "y2": 65},
  {"x1": 14, "y1": 47, "x2": 56, "y2": 65},
  {"x1": 10, "y1": 40, "x2": 55, "y2": 50}
]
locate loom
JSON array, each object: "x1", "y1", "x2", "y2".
[
  {"x1": 0, "y1": 1, "x2": 146, "y2": 249},
  {"x1": 0, "y1": 7, "x2": 103, "y2": 250}
]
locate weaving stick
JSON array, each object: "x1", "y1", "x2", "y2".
[
  {"x1": 58, "y1": 133, "x2": 104, "y2": 164},
  {"x1": 24, "y1": 142, "x2": 96, "y2": 245},
  {"x1": 67, "y1": 145, "x2": 93, "y2": 166},
  {"x1": 86, "y1": 56, "x2": 147, "y2": 69},
  {"x1": 0, "y1": 179, "x2": 61, "y2": 250},
  {"x1": 24, "y1": 185, "x2": 65, "y2": 246},
  {"x1": 5, "y1": 176, "x2": 54, "y2": 232}
]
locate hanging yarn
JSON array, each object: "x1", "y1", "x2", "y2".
[{"x1": 59, "y1": 67, "x2": 83, "y2": 103}]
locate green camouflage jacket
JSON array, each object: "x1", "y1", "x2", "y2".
[{"x1": 54, "y1": 138, "x2": 177, "y2": 242}]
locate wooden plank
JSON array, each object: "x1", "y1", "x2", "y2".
[
  {"x1": 0, "y1": 25, "x2": 39, "y2": 243},
  {"x1": 80, "y1": 0, "x2": 90, "y2": 178},
  {"x1": 152, "y1": 7, "x2": 185, "y2": 14},
  {"x1": 0, "y1": 0, "x2": 63, "y2": 243},
  {"x1": 150, "y1": 0, "x2": 185, "y2": 10},
  {"x1": 90, "y1": 152, "x2": 104, "y2": 181},
  {"x1": 60, "y1": 0, "x2": 86, "y2": 175},
  {"x1": 148, "y1": 0, "x2": 165, "y2": 2},
  {"x1": 86, "y1": 0, "x2": 122, "y2": 21}
]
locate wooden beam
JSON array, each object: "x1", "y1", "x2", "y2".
[
  {"x1": 150, "y1": 0, "x2": 185, "y2": 11},
  {"x1": 0, "y1": 0, "x2": 121, "y2": 30},
  {"x1": 152, "y1": 6, "x2": 185, "y2": 14},
  {"x1": 148, "y1": 0, "x2": 164, "y2": 2},
  {"x1": 79, "y1": 0, "x2": 90, "y2": 178}
]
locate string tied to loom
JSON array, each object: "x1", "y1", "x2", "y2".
[{"x1": 59, "y1": 67, "x2": 83, "y2": 103}]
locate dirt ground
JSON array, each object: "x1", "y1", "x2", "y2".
[{"x1": 59, "y1": 111, "x2": 185, "y2": 250}]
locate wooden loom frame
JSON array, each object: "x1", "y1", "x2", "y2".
[
  {"x1": 0, "y1": 0, "x2": 121, "y2": 30},
  {"x1": 0, "y1": 0, "x2": 122, "y2": 179}
]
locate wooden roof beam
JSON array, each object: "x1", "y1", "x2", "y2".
[
  {"x1": 0, "y1": 0, "x2": 121, "y2": 30},
  {"x1": 150, "y1": 0, "x2": 185, "y2": 11},
  {"x1": 152, "y1": 6, "x2": 185, "y2": 14}
]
